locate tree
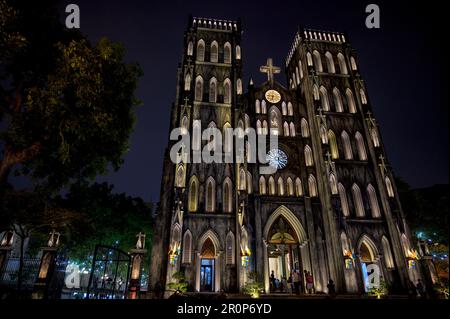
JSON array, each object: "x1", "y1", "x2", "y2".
[{"x1": 0, "y1": 0, "x2": 142, "y2": 190}]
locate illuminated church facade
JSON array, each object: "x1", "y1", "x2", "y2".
[{"x1": 149, "y1": 17, "x2": 432, "y2": 296}]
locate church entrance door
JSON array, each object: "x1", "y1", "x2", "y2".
[{"x1": 200, "y1": 259, "x2": 214, "y2": 292}]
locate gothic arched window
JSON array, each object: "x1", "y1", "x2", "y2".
[
  {"x1": 283, "y1": 122, "x2": 290, "y2": 136},
  {"x1": 360, "y1": 89, "x2": 367, "y2": 104},
  {"x1": 209, "y1": 77, "x2": 217, "y2": 103},
  {"x1": 338, "y1": 183, "x2": 350, "y2": 216},
  {"x1": 256, "y1": 120, "x2": 262, "y2": 135},
  {"x1": 195, "y1": 76, "x2": 203, "y2": 101},
  {"x1": 236, "y1": 79, "x2": 242, "y2": 95},
  {"x1": 308, "y1": 174, "x2": 318, "y2": 197},
  {"x1": 192, "y1": 120, "x2": 201, "y2": 150},
  {"x1": 298, "y1": 60, "x2": 303, "y2": 78},
  {"x1": 184, "y1": 73, "x2": 191, "y2": 91},
  {"x1": 319, "y1": 86, "x2": 330, "y2": 111},
  {"x1": 304, "y1": 145, "x2": 313, "y2": 167},
  {"x1": 320, "y1": 125, "x2": 328, "y2": 144},
  {"x1": 328, "y1": 130, "x2": 339, "y2": 159},
  {"x1": 224, "y1": 42, "x2": 232, "y2": 63},
  {"x1": 259, "y1": 176, "x2": 266, "y2": 195},
  {"x1": 182, "y1": 230, "x2": 192, "y2": 263},
  {"x1": 329, "y1": 173, "x2": 338, "y2": 195},
  {"x1": 350, "y1": 56, "x2": 357, "y2": 71},
  {"x1": 246, "y1": 172, "x2": 252, "y2": 194},
  {"x1": 382, "y1": 236, "x2": 395, "y2": 269},
  {"x1": 306, "y1": 52, "x2": 313, "y2": 66},
  {"x1": 367, "y1": 184, "x2": 381, "y2": 218},
  {"x1": 205, "y1": 177, "x2": 216, "y2": 212},
  {"x1": 187, "y1": 41, "x2": 193, "y2": 56},
  {"x1": 175, "y1": 165, "x2": 185, "y2": 188},
  {"x1": 236, "y1": 45, "x2": 241, "y2": 60},
  {"x1": 346, "y1": 89, "x2": 356, "y2": 113},
  {"x1": 239, "y1": 168, "x2": 246, "y2": 191},
  {"x1": 210, "y1": 41, "x2": 218, "y2": 62},
  {"x1": 226, "y1": 232, "x2": 235, "y2": 264},
  {"x1": 277, "y1": 177, "x2": 284, "y2": 196},
  {"x1": 268, "y1": 176, "x2": 276, "y2": 195},
  {"x1": 333, "y1": 87, "x2": 344, "y2": 112},
  {"x1": 351, "y1": 183, "x2": 365, "y2": 217},
  {"x1": 223, "y1": 78, "x2": 232, "y2": 104},
  {"x1": 313, "y1": 50, "x2": 323, "y2": 72},
  {"x1": 337, "y1": 53, "x2": 348, "y2": 74},
  {"x1": 290, "y1": 122, "x2": 296, "y2": 136},
  {"x1": 301, "y1": 118, "x2": 309, "y2": 137},
  {"x1": 385, "y1": 177, "x2": 395, "y2": 198},
  {"x1": 223, "y1": 177, "x2": 232, "y2": 213},
  {"x1": 325, "y1": 51, "x2": 335, "y2": 73},
  {"x1": 286, "y1": 177, "x2": 294, "y2": 196},
  {"x1": 341, "y1": 131, "x2": 353, "y2": 160},
  {"x1": 287, "y1": 102, "x2": 293, "y2": 116},
  {"x1": 181, "y1": 116, "x2": 188, "y2": 135},
  {"x1": 313, "y1": 85, "x2": 320, "y2": 101},
  {"x1": 261, "y1": 100, "x2": 267, "y2": 114},
  {"x1": 188, "y1": 176, "x2": 198, "y2": 212},
  {"x1": 281, "y1": 102, "x2": 287, "y2": 115},
  {"x1": 255, "y1": 99, "x2": 261, "y2": 113},
  {"x1": 354, "y1": 132, "x2": 367, "y2": 160},
  {"x1": 196, "y1": 39, "x2": 205, "y2": 61},
  {"x1": 295, "y1": 177, "x2": 303, "y2": 196}
]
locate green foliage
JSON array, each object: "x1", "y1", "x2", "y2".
[
  {"x1": 167, "y1": 271, "x2": 188, "y2": 292},
  {"x1": 0, "y1": 0, "x2": 143, "y2": 190},
  {"x1": 242, "y1": 272, "x2": 264, "y2": 298},
  {"x1": 368, "y1": 280, "x2": 389, "y2": 299}
]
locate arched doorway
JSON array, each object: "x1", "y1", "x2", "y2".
[
  {"x1": 200, "y1": 239, "x2": 215, "y2": 292},
  {"x1": 357, "y1": 235, "x2": 379, "y2": 292},
  {"x1": 195, "y1": 230, "x2": 221, "y2": 292},
  {"x1": 263, "y1": 206, "x2": 309, "y2": 294}
]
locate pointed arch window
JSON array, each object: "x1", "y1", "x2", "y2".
[
  {"x1": 224, "y1": 42, "x2": 231, "y2": 63},
  {"x1": 188, "y1": 177, "x2": 198, "y2": 212},
  {"x1": 210, "y1": 41, "x2": 218, "y2": 62},
  {"x1": 346, "y1": 89, "x2": 356, "y2": 113},
  {"x1": 333, "y1": 88, "x2": 344, "y2": 112},
  {"x1": 329, "y1": 173, "x2": 338, "y2": 195},
  {"x1": 226, "y1": 232, "x2": 235, "y2": 264},
  {"x1": 295, "y1": 177, "x2": 303, "y2": 196},
  {"x1": 367, "y1": 184, "x2": 381, "y2": 218},
  {"x1": 281, "y1": 102, "x2": 287, "y2": 115},
  {"x1": 320, "y1": 125, "x2": 328, "y2": 144},
  {"x1": 298, "y1": 60, "x2": 304, "y2": 78},
  {"x1": 295, "y1": 67, "x2": 300, "y2": 84},
  {"x1": 308, "y1": 174, "x2": 318, "y2": 197},
  {"x1": 255, "y1": 100, "x2": 261, "y2": 113},
  {"x1": 236, "y1": 79, "x2": 242, "y2": 95},
  {"x1": 350, "y1": 56, "x2": 357, "y2": 71},
  {"x1": 261, "y1": 100, "x2": 267, "y2": 114},
  {"x1": 246, "y1": 172, "x2": 252, "y2": 194},
  {"x1": 283, "y1": 122, "x2": 290, "y2": 136},
  {"x1": 338, "y1": 183, "x2": 350, "y2": 216},
  {"x1": 195, "y1": 76, "x2": 203, "y2": 101},
  {"x1": 187, "y1": 41, "x2": 193, "y2": 56},
  {"x1": 259, "y1": 176, "x2": 266, "y2": 195},
  {"x1": 319, "y1": 86, "x2": 330, "y2": 111},
  {"x1": 262, "y1": 120, "x2": 268, "y2": 135},
  {"x1": 313, "y1": 85, "x2": 320, "y2": 101},
  {"x1": 306, "y1": 52, "x2": 313, "y2": 66},
  {"x1": 182, "y1": 230, "x2": 192, "y2": 263},
  {"x1": 181, "y1": 116, "x2": 188, "y2": 135},
  {"x1": 301, "y1": 118, "x2": 309, "y2": 137},
  {"x1": 385, "y1": 177, "x2": 395, "y2": 198},
  {"x1": 313, "y1": 50, "x2": 323, "y2": 72},
  {"x1": 196, "y1": 39, "x2": 205, "y2": 61},
  {"x1": 341, "y1": 131, "x2": 353, "y2": 160},
  {"x1": 236, "y1": 45, "x2": 241, "y2": 60},
  {"x1": 287, "y1": 102, "x2": 293, "y2": 116},
  {"x1": 224, "y1": 79, "x2": 232, "y2": 104},
  {"x1": 175, "y1": 165, "x2": 185, "y2": 188},
  {"x1": 325, "y1": 52, "x2": 336, "y2": 73},
  {"x1": 209, "y1": 77, "x2": 217, "y2": 102},
  {"x1": 304, "y1": 145, "x2": 313, "y2": 167},
  {"x1": 286, "y1": 178, "x2": 294, "y2": 196},
  {"x1": 223, "y1": 123, "x2": 232, "y2": 153},
  {"x1": 337, "y1": 52, "x2": 348, "y2": 74},
  {"x1": 277, "y1": 177, "x2": 284, "y2": 196},
  {"x1": 205, "y1": 177, "x2": 216, "y2": 212},
  {"x1": 290, "y1": 122, "x2": 296, "y2": 136},
  {"x1": 192, "y1": 120, "x2": 201, "y2": 151},
  {"x1": 371, "y1": 126, "x2": 381, "y2": 147},
  {"x1": 239, "y1": 168, "x2": 246, "y2": 191},
  {"x1": 256, "y1": 120, "x2": 262, "y2": 135},
  {"x1": 352, "y1": 183, "x2": 365, "y2": 217},
  {"x1": 382, "y1": 236, "x2": 395, "y2": 269},
  {"x1": 355, "y1": 132, "x2": 367, "y2": 160},
  {"x1": 223, "y1": 178, "x2": 232, "y2": 213},
  {"x1": 184, "y1": 73, "x2": 191, "y2": 91},
  {"x1": 360, "y1": 89, "x2": 367, "y2": 104},
  {"x1": 268, "y1": 177, "x2": 276, "y2": 195},
  {"x1": 328, "y1": 130, "x2": 339, "y2": 159}
]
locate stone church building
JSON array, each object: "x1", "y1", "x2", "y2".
[{"x1": 149, "y1": 17, "x2": 431, "y2": 296}]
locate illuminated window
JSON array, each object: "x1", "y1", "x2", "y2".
[
  {"x1": 223, "y1": 78, "x2": 232, "y2": 104},
  {"x1": 205, "y1": 177, "x2": 216, "y2": 212},
  {"x1": 352, "y1": 184, "x2": 365, "y2": 217},
  {"x1": 304, "y1": 145, "x2": 313, "y2": 166},
  {"x1": 295, "y1": 178, "x2": 303, "y2": 196},
  {"x1": 224, "y1": 42, "x2": 231, "y2": 63},
  {"x1": 367, "y1": 184, "x2": 381, "y2": 218},
  {"x1": 338, "y1": 183, "x2": 350, "y2": 216},
  {"x1": 210, "y1": 41, "x2": 218, "y2": 62},
  {"x1": 182, "y1": 230, "x2": 192, "y2": 263},
  {"x1": 259, "y1": 176, "x2": 266, "y2": 195},
  {"x1": 195, "y1": 76, "x2": 203, "y2": 101},
  {"x1": 236, "y1": 45, "x2": 241, "y2": 60},
  {"x1": 346, "y1": 88, "x2": 356, "y2": 113},
  {"x1": 301, "y1": 118, "x2": 309, "y2": 137},
  {"x1": 188, "y1": 176, "x2": 198, "y2": 212},
  {"x1": 355, "y1": 132, "x2": 367, "y2": 160},
  {"x1": 184, "y1": 73, "x2": 191, "y2": 91},
  {"x1": 385, "y1": 177, "x2": 395, "y2": 198},
  {"x1": 341, "y1": 131, "x2": 353, "y2": 160},
  {"x1": 187, "y1": 41, "x2": 193, "y2": 56},
  {"x1": 197, "y1": 39, "x2": 205, "y2": 61},
  {"x1": 226, "y1": 232, "x2": 235, "y2": 264},
  {"x1": 320, "y1": 86, "x2": 330, "y2": 111},
  {"x1": 328, "y1": 130, "x2": 339, "y2": 159},
  {"x1": 329, "y1": 173, "x2": 338, "y2": 195},
  {"x1": 337, "y1": 53, "x2": 348, "y2": 74},
  {"x1": 325, "y1": 51, "x2": 336, "y2": 73},
  {"x1": 308, "y1": 175, "x2": 318, "y2": 197},
  {"x1": 313, "y1": 50, "x2": 323, "y2": 72},
  {"x1": 209, "y1": 77, "x2": 217, "y2": 102},
  {"x1": 333, "y1": 88, "x2": 344, "y2": 112}
]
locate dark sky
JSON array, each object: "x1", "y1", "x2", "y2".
[{"x1": 51, "y1": 0, "x2": 448, "y2": 202}]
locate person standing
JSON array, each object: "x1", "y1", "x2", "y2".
[
  {"x1": 305, "y1": 271, "x2": 314, "y2": 294},
  {"x1": 292, "y1": 270, "x2": 300, "y2": 294}
]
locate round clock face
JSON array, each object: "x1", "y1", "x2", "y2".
[
  {"x1": 266, "y1": 149, "x2": 288, "y2": 169},
  {"x1": 265, "y1": 90, "x2": 281, "y2": 104}
]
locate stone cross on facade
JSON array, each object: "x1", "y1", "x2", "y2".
[{"x1": 260, "y1": 58, "x2": 280, "y2": 85}]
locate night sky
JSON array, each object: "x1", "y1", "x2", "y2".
[{"x1": 47, "y1": 0, "x2": 448, "y2": 202}]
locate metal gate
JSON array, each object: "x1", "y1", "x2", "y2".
[{"x1": 86, "y1": 245, "x2": 131, "y2": 299}]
